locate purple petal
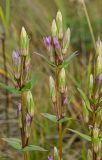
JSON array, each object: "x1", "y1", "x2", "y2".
[
  {"x1": 26, "y1": 113, "x2": 31, "y2": 125},
  {"x1": 43, "y1": 36, "x2": 51, "y2": 47},
  {"x1": 48, "y1": 156, "x2": 53, "y2": 160},
  {"x1": 62, "y1": 96, "x2": 67, "y2": 105},
  {"x1": 17, "y1": 103, "x2": 21, "y2": 116},
  {"x1": 53, "y1": 37, "x2": 60, "y2": 49},
  {"x1": 12, "y1": 51, "x2": 20, "y2": 65},
  {"x1": 96, "y1": 73, "x2": 102, "y2": 85}
]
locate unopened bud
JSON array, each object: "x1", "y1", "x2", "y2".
[
  {"x1": 51, "y1": 19, "x2": 58, "y2": 37},
  {"x1": 25, "y1": 113, "x2": 31, "y2": 138},
  {"x1": 56, "y1": 10, "x2": 63, "y2": 39},
  {"x1": 20, "y1": 27, "x2": 29, "y2": 56},
  {"x1": 26, "y1": 91, "x2": 35, "y2": 117},
  {"x1": 62, "y1": 28, "x2": 71, "y2": 54},
  {"x1": 48, "y1": 156, "x2": 53, "y2": 160},
  {"x1": 96, "y1": 73, "x2": 102, "y2": 85},
  {"x1": 17, "y1": 103, "x2": 22, "y2": 128},
  {"x1": 82, "y1": 100, "x2": 89, "y2": 123},
  {"x1": 59, "y1": 68, "x2": 66, "y2": 93},
  {"x1": 96, "y1": 39, "x2": 102, "y2": 56},
  {"x1": 96, "y1": 55, "x2": 102, "y2": 75},
  {"x1": 49, "y1": 76, "x2": 56, "y2": 103},
  {"x1": 89, "y1": 74, "x2": 93, "y2": 97},
  {"x1": 87, "y1": 149, "x2": 92, "y2": 160},
  {"x1": 54, "y1": 147, "x2": 60, "y2": 160}
]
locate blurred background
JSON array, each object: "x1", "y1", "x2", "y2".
[{"x1": 0, "y1": 0, "x2": 102, "y2": 159}]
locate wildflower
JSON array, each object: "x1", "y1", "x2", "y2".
[
  {"x1": 53, "y1": 37, "x2": 60, "y2": 49},
  {"x1": 26, "y1": 91, "x2": 35, "y2": 117}
]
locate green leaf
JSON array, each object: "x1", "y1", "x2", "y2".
[
  {"x1": 59, "y1": 116, "x2": 72, "y2": 123},
  {"x1": 0, "y1": 82, "x2": 20, "y2": 94},
  {"x1": 59, "y1": 51, "x2": 78, "y2": 68},
  {"x1": 34, "y1": 52, "x2": 56, "y2": 68},
  {"x1": 77, "y1": 88, "x2": 92, "y2": 112},
  {"x1": 68, "y1": 129, "x2": 91, "y2": 141},
  {"x1": 22, "y1": 145, "x2": 47, "y2": 152},
  {"x1": 2, "y1": 138, "x2": 22, "y2": 150},
  {"x1": 21, "y1": 75, "x2": 37, "y2": 92},
  {"x1": 41, "y1": 113, "x2": 57, "y2": 123},
  {"x1": 42, "y1": 113, "x2": 72, "y2": 124}
]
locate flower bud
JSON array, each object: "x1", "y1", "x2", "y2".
[
  {"x1": 26, "y1": 91, "x2": 35, "y2": 117},
  {"x1": 93, "y1": 126, "x2": 99, "y2": 138},
  {"x1": 62, "y1": 28, "x2": 71, "y2": 54},
  {"x1": 54, "y1": 147, "x2": 60, "y2": 160},
  {"x1": 51, "y1": 19, "x2": 58, "y2": 37},
  {"x1": 82, "y1": 100, "x2": 89, "y2": 123},
  {"x1": 20, "y1": 27, "x2": 29, "y2": 56},
  {"x1": 48, "y1": 156, "x2": 53, "y2": 160},
  {"x1": 89, "y1": 74, "x2": 93, "y2": 97},
  {"x1": 56, "y1": 10, "x2": 63, "y2": 39},
  {"x1": 96, "y1": 73, "x2": 102, "y2": 85},
  {"x1": 96, "y1": 55, "x2": 102, "y2": 75},
  {"x1": 43, "y1": 36, "x2": 52, "y2": 51},
  {"x1": 25, "y1": 113, "x2": 31, "y2": 138},
  {"x1": 87, "y1": 149, "x2": 92, "y2": 160},
  {"x1": 17, "y1": 103, "x2": 22, "y2": 128},
  {"x1": 96, "y1": 39, "x2": 102, "y2": 56},
  {"x1": 49, "y1": 76, "x2": 56, "y2": 103},
  {"x1": 59, "y1": 68, "x2": 66, "y2": 93},
  {"x1": 12, "y1": 51, "x2": 21, "y2": 65}
]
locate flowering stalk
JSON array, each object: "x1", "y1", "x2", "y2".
[
  {"x1": 12, "y1": 27, "x2": 35, "y2": 160},
  {"x1": 44, "y1": 10, "x2": 71, "y2": 160},
  {"x1": 78, "y1": 39, "x2": 102, "y2": 160}
]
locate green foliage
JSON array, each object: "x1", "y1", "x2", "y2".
[{"x1": 68, "y1": 129, "x2": 91, "y2": 141}]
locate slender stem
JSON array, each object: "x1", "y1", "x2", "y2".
[
  {"x1": 23, "y1": 152, "x2": 29, "y2": 160},
  {"x1": 59, "y1": 122, "x2": 63, "y2": 160},
  {"x1": 1, "y1": 31, "x2": 10, "y2": 136},
  {"x1": 55, "y1": 68, "x2": 63, "y2": 159},
  {"x1": 82, "y1": 0, "x2": 96, "y2": 52}
]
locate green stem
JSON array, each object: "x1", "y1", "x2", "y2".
[{"x1": 59, "y1": 122, "x2": 63, "y2": 160}]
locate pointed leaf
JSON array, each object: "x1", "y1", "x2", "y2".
[
  {"x1": 23, "y1": 145, "x2": 47, "y2": 152},
  {"x1": 59, "y1": 51, "x2": 78, "y2": 68},
  {"x1": 0, "y1": 82, "x2": 20, "y2": 94},
  {"x1": 34, "y1": 52, "x2": 56, "y2": 68},
  {"x1": 2, "y1": 138, "x2": 21, "y2": 150},
  {"x1": 68, "y1": 129, "x2": 91, "y2": 141},
  {"x1": 59, "y1": 116, "x2": 72, "y2": 123},
  {"x1": 41, "y1": 113, "x2": 57, "y2": 123},
  {"x1": 77, "y1": 88, "x2": 92, "y2": 112}
]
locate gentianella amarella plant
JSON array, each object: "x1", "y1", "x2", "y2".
[
  {"x1": 69, "y1": 39, "x2": 102, "y2": 160},
  {"x1": 1, "y1": 27, "x2": 46, "y2": 160},
  {"x1": 37, "y1": 10, "x2": 77, "y2": 160}
]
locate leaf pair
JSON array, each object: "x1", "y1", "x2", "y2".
[
  {"x1": 34, "y1": 51, "x2": 77, "y2": 69},
  {"x1": 2, "y1": 138, "x2": 47, "y2": 152},
  {"x1": 41, "y1": 113, "x2": 72, "y2": 123}
]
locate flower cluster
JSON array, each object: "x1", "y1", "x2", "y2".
[
  {"x1": 13, "y1": 27, "x2": 35, "y2": 148},
  {"x1": 43, "y1": 11, "x2": 71, "y2": 120}
]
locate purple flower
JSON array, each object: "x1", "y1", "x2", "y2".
[
  {"x1": 48, "y1": 156, "x2": 53, "y2": 160},
  {"x1": 96, "y1": 73, "x2": 102, "y2": 85},
  {"x1": 26, "y1": 113, "x2": 31, "y2": 125},
  {"x1": 17, "y1": 103, "x2": 21, "y2": 116},
  {"x1": 43, "y1": 36, "x2": 51, "y2": 47},
  {"x1": 62, "y1": 96, "x2": 67, "y2": 105},
  {"x1": 12, "y1": 51, "x2": 20, "y2": 65},
  {"x1": 53, "y1": 37, "x2": 60, "y2": 49}
]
